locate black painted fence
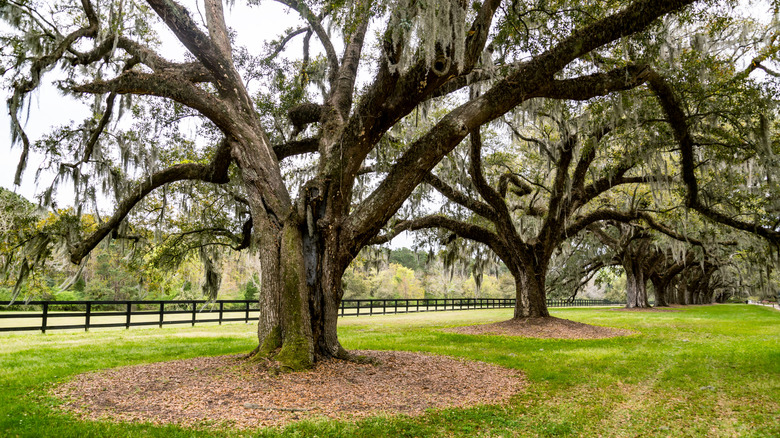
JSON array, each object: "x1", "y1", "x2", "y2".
[{"x1": 0, "y1": 298, "x2": 622, "y2": 333}]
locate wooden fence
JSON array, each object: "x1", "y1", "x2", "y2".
[{"x1": 0, "y1": 298, "x2": 622, "y2": 333}]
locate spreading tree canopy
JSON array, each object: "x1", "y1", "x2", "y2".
[{"x1": 4, "y1": 0, "x2": 778, "y2": 370}]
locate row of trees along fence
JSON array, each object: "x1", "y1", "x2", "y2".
[{"x1": 0, "y1": 298, "x2": 622, "y2": 333}]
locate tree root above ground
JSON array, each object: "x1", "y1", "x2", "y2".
[
  {"x1": 447, "y1": 316, "x2": 635, "y2": 339},
  {"x1": 51, "y1": 351, "x2": 525, "y2": 430}
]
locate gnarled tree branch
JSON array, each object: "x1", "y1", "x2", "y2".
[
  {"x1": 69, "y1": 139, "x2": 233, "y2": 263},
  {"x1": 646, "y1": 70, "x2": 780, "y2": 244},
  {"x1": 423, "y1": 172, "x2": 496, "y2": 220}
]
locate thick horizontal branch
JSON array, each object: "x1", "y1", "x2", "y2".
[
  {"x1": 638, "y1": 212, "x2": 705, "y2": 247},
  {"x1": 73, "y1": 70, "x2": 230, "y2": 130},
  {"x1": 69, "y1": 36, "x2": 214, "y2": 82},
  {"x1": 273, "y1": 137, "x2": 319, "y2": 160},
  {"x1": 499, "y1": 172, "x2": 533, "y2": 199},
  {"x1": 581, "y1": 175, "x2": 652, "y2": 205},
  {"x1": 535, "y1": 65, "x2": 652, "y2": 101},
  {"x1": 438, "y1": 64, "x2": 653, "y2": 102},
  {"x1": 69, "y1": 140, "x2": 232, "y2": 263}
]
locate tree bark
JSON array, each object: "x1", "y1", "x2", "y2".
[
  {"x1": 512, "y1": 261, "x2": 551, "y2": 318},
  {"x1": 650, "y1": 275, "x2": 669, "y2": 307},
  {"x1": 624, "y1": 258, "x2": 650, "y2": 308},
  {"x1": 252, "y1": 214, "x2": 350, "y2": 370},
  {"x1": 253, "y1": 217, "x2": 316, "y2": 370}
]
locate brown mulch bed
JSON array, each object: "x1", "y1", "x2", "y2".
[
  {"x1": 447, "y1": 316, "x2": 635, "y2": 339},
  {"x1": 52, "y1": 350, "x2": 525, "y2": 430}
]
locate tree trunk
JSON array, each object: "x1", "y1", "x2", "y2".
[
  {"x1": 683, "y1": 280, "x2": 692, "y2": 305},
  {"x1": 624, "y1": 259, "x2": 650, "y2": 308},
  {"x1": 253, "y1": 217, "x2": 315, "y2": 370},
  {"x1": 670, "y1": 283, "x2": 682, "y2": 305},
  {"x1": 513, "y1": 264, "x2": 550, "y2": 318},
  {"x1": 306, "y1": 229, "x2": 349, "y2": 360},
  {"x1": 650, "y1": 275, "x2": 669, "y2": 307},
  {"x1": 251, "y1": 212, "x2": 350, "y2": 370}
]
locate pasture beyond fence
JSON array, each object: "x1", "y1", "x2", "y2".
[{"x1": 0, "y1": 298, "x2": 622, "y2": 333}]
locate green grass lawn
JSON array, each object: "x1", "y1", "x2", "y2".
[{"x1": 1, "y1": 304, "x2": 778, "y2": 437}]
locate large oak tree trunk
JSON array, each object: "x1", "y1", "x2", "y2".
[
  {"x1": 512, "y1": 262, "x2": 550, "y2": 318},
  {"x1": 253, "y1": 217, "x2": 349, "y2": 370},
  {"x1": 683, "y1": 281, "x2": 692, "y2": 305},
  {"x1": 306, "y1": 230, "x2": 350, "y2": 360},
  {"x1": 254, "y1": 218, "x2": 315, "y2": 370},
  {"x1": 650, "y1": 275, "x2": 669, "y2": 307},
  {"x1": 624, "y1": 258, "x2": 650, "y2": 308}
]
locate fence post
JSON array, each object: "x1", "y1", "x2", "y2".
[
  {"x1": 245, "y1": 301, "x2": 250, "y2": 323},
  {"x1": 159, "y1": 302, "x2": 164, "y2": 328},
  {"x1": 41, "y1": 302, "x2": 49, "y2": 334},
  {"x1": 219, "y1": 301, "x2": 224, "y2": 325},
  {"x1": 85, "y1": 302, "x2": 91, "y2": 332},
  {"x1": 125, "y1": 302, "x2": 132, "y2": 329},
  {"x1": 356, "y1": 301, "x2": 360, "y2": 317},
  {"x1": 191, "y1": 301, "x2": 197, "y2": 326}
]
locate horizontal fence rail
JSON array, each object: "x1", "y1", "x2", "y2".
[{"x1": 0, "y1": 298, "x2": 623, "y2": 333}]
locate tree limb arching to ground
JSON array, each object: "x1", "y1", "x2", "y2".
[{"x1": 1, "y1": 0, "x2": 711, "y2": 370}]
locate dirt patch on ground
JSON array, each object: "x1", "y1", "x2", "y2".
[
  {"x1": 447, "y1": 317, "x2": 634, "y2": 339},
  {"x1": 52, "y1": 350, "x2": 524, "y2": 430}
]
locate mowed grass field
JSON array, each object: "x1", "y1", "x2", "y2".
[{"x1": 0, "y1": 304, "x2": 778, "y2": 437}]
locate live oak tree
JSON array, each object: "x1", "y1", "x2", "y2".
[
  {"x1": 371, "y1": 0, "x2": 780, "y2": 317},
  {"x1": 586, "y1": 219, "x2": 707, "y2": 308},
  {"x1": 373, "y1": 99, "x2": 667, "y2": 317},
  {"x1": 2, "y1": 0, "x2": 724, "y2": 369},
  {"x1": 576, "y1": 8, "x2": 780, "y2": 307}
]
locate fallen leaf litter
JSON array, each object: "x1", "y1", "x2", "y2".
[
  {"x1": 447, "y1": 316, "x2": 635, "y2": 339},
  {"x1": 53, "y1": 350, "x2": 525, "y2": 430}
]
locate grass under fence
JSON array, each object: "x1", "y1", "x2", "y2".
[{"x1": 0, "y1": 304, "x2": 778, "y2": 437}]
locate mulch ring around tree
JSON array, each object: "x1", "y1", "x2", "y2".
[
  {"x1": 446, "y1": 316, "x2": 635, "y2": 339},
  {"x1": 51, "y1": 350, "x2": 525, "y2": 430}
]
